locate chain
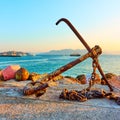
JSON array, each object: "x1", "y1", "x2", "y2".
[{"x1": 87, "y1": 57, "x2": 99, "y2": 90}]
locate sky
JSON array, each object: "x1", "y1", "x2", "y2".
[{"x1": 0, "y1": 0, "x2": 120, "y2": 54}]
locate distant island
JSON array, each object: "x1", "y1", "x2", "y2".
[
  {"x1": 0, "y1": 51, "x2": 34, "y2": 57},
  {"x1": 0, "y1": 49, "x2": 87, "y2": 57},
  {"x1": 37, "y1": 49, "x2": 87, "y2": 56}
]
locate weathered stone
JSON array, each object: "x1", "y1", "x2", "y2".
[
  {"x1": 59, "y1": 76, "x2": 81, "y2": 84},
  {"x1": 76, "y1": 74, "x2": 87, "y2": 84},
  {"x1": 105, "y1": 73, "x2": 117, "y2": 79},
  {"x1": 52, "y1": 74, "x2": 63, "y2": 81},
  {"x1": 29, "y1": 72, "x2": 63, "y2": 82},
  {"x1": 0, "y1": 70, "x2": 4, "y2": 81},
  {"x1": 2, "y1": 65, "x2": 20, "y2": 80},
  {"x1": 28, "y1": 72, "x2": 41, "y2": 81},
  {"x1": 101, "y1": 73, "x2": 117, "y2": 85},
  {"x1": 15, "y1": 68, "x2": 29, "y2": 81}
]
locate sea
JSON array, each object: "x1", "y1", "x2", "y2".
[{"x1": 0, "y1": 54, "x2": 120, "y2": 77}]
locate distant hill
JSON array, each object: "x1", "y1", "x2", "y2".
[
  {"x1": 38, "y1": 49, "x2": 87, "y2": 55},
  {"x1": 0, "y1": 51, "x2": 34, "y2": 57}
]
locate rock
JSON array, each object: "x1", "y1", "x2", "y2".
[
  {"x1": 28, "y1": 72, "x2": 41, "y2": 81},
  {"x1": 118, "y1": 75, "x2": 120, "y2": 81},
  {"x1": 76, "y1": 74, "x2": 101, "y2": 85},
  {"x1": 0, "y1": 70, "x2": 4, "y2": 81},
  {"x1": 52, "y1": 74, "x2": 64, "y2": 82},
  {"x1": 40, "y1": 74, "x2": 63, "y2": 83},
  {"x1": 76, "y1": 74, "x2": 87, "y2": 84},
  {"x1": 28, "y1": 72, "x2": 63, "y2": 82},
  {"x1": 2, "y1": 65, "x2": 20, "y2": 80},
  {"x1": 101, "y1": 73, "x2": 117, "y2": 85},
  {"x1": 64, "y1": 76, "x2": 81, "y2": 84},
  {"x1": 15, "y1": 68, "x2": 29, "y2": 81},
  {"x1": 29, "y1": 73, "x2": 48, "y2": 82},
  {"x1": 105, "y1": 73, "x2": 117, "y2": 79}
]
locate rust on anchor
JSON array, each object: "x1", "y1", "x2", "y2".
[
  {"x1": 22, "y1": 18, "x2": 120, "y2": 105},
  {"x1": 24, "y1": 45, "x2": 102, "y2": 96},
  {"x1": 59, "y1": 88, "x2": 120, "y2": 105},
  {"x1": 56, "y1": 18, "x2": 113, "y2": 91},
  {"x1": 23, "y1": 18, "x2": 113, "y2": 99}
]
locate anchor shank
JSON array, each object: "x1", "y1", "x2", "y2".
[{"x1": 40, "y1": 46, "x2": 101, "y2": 83}]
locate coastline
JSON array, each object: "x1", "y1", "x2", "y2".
[
  {"x1": 0, "y1": 55, "x2": 21, "y2": 57},
  {"x1": 0, "y1": 54, "x2": 119, "y2": 77}
]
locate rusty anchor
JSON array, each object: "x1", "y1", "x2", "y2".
[
  {"x1": 23, "y1": 18, "x2": 113, "y2": 97},
  {"x1": 56, "y1": 18, "x2": 113, "y2": 91},
  {"x1": 24, "y1": 45, "x2": 102, "y2": 96}
]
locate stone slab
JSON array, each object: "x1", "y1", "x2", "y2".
[{"x1": 0, "y1": 79, "x2": 120, "y2": 120}]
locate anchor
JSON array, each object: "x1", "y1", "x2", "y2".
[
  {"x1": 56, "y1": 18, "x2": 113, "y2": 91},
  {"x1": 23, "y1": 18, "x2": 113, "y2": 97}
]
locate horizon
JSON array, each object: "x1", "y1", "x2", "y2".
[
  {"x1": 0, "y1": 0, "x2": 120, "y2": 54},
  {"x1": 0, "y1": 48, "x2": 120, "y2": 55}
]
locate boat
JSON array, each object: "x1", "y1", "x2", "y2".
[{"x1": 70, "y1": 53, "x2": 81, "y2": 56}]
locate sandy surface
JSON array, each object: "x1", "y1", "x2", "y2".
[{"x1": 0, "y1": 78, "x2": 120, "y2": 120}]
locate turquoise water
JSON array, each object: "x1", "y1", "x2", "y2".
[{"x1": 0, "y1": 54, "x2": 120, "y2": 77}]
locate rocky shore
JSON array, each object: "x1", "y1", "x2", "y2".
[
  {"x1": 0, "y1": 65, "x2": 120, "y2": 120},
  {"x1": 0, "y1": 76, "x2": 120, "y2": 120}
]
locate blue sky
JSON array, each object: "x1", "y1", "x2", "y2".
[{"x1": 0, "y1": 0, "x2": 120, "y2": 54}]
